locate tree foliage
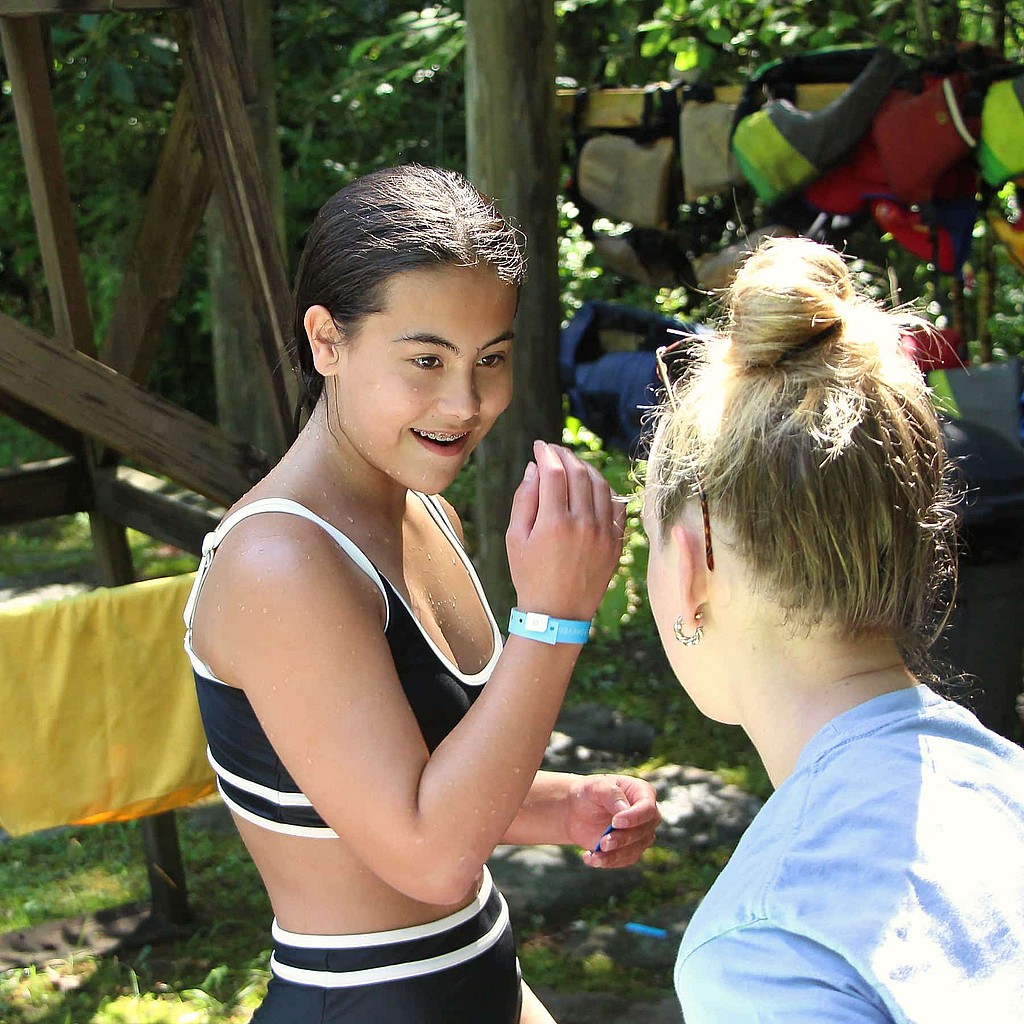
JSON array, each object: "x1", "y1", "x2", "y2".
[{"x1": 0, "y1": 0, "x2": 1022, "y2": 427}]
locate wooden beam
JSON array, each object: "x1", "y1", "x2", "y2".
[
  {"x1": 100, "y1": 80, "x2": 212, "y2": 382},
  {"x1": 173, "y1": 0, "x2": 297, "y2": 437},
  {"x1": 0, "y1": 456, "x2": 91, "y2": 525},
  {"x1": 0, "y1": 2, "x2": 184, "y2": 12},
  {"x1": 2, "y1": 6, "x2": 196, "y2": 927},
  {"x1": 0, "y1": 312, "x2": 271, "y2": 506},
  {"x1": 93, "y1": 465, "x2": 222, "y2": 556},
  {"x1": 555, "y1": 81, "x2": 848, "y2": 130},
  {"x1": 0, "y1": 15, "x2": 141, "y2": 587},
  {"x1": 0, "y1": 15, "x2": 95, "y2": 355}
]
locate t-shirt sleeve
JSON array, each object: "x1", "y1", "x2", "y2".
[{"x1": 676, "y1": 923, "x2": 894, "y2": 1024}]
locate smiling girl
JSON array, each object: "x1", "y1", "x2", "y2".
[{"x1": 183, "y1": 165, "x2": 660, "y2": 1024}]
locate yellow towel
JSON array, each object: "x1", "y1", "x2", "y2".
[{"x1": 0, "y1": 573, "x2": 214, "y2": 837}]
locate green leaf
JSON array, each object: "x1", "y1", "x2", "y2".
[
  {"x1": 105, "y1": 59, "x2": 136, "y2": 106},
  {"x1": 348, "y1": 37, "x2": 380, "y2": 64},
  {"x1": 139, "y1": 37, "x2": 177, "y2": 69},
  {"x1": 671, "y1": 38, "x2": 700, "y2": 73}
]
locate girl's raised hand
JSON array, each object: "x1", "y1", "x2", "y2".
[{"x1": 506, "y1": 440, "x2": 627, "y2": 622}]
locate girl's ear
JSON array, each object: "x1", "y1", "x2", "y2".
[
  {"x1": 670, "y1": 519, "x2": 709, "y2": 631},
  {"x1": 304, "y1": 305, "x2": 342, "y2": 376}
]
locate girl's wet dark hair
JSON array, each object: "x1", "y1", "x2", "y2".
[{"x1": 289, "y1": 164, "x2": 527, "y2": 426}]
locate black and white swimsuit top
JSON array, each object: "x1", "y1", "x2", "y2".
[{"x1": 182, "y1": 493, "x2": 502, "y2": 840}]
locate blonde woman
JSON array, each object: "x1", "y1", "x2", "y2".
[{"x1": 643, "y1": 237, "x2": 1024, "y2": 1022}]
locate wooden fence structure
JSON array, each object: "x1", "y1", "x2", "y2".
[{"x1": 0, "y1": 0, "x2": 295, "y2": 930}]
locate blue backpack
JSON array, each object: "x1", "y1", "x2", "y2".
[{"x1": 560, "y1": 301, "x2": 711, "y2": 453}]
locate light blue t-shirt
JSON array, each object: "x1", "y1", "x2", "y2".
[{"x1": 675, "y1": 685, "x2": 1024, "y2": 1023}]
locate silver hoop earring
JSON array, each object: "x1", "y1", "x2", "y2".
[{"x1": 673, "y1": 612, "x2": 703, "y2": 646}]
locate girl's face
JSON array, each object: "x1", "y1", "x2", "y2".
[{"x1": 323, "y1": 264, "x2": 517, "y2": 495}]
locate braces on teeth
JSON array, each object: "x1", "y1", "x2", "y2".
[{"x1": 417, "y1": 430, "x2": 466, "y2": 442}]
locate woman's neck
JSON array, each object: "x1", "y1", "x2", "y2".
[{"x1": 733, "y1": 633, "x2": 915, "y2": 789}]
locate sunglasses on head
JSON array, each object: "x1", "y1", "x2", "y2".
[
  {"x1": 653, "y1": 332, "x2": 714, "y2": 573},
  {"x1": 654, "y1": 330, "x2": 694, "y2": 394}
]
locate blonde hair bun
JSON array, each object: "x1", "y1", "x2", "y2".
[{"x1": 727, "y1": 236, "x2": 860, "y2": 370}]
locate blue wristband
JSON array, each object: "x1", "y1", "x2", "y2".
[{"x1": 508, "y1": 608, "x2": 591, "y2": 646}]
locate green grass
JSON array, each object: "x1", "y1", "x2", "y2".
[
  {"x1": 0, "y1": 815, "x2": 271, "y2": 1023},
  {"x1": 0, "y1": 515, "x2": 199, "y2": 584}
]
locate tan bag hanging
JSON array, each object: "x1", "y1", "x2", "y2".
[
  {"x1": 576, "y1": 134, "x2": 676, "y2": 228},
  {"x1": 680, "y1": 100, "x2": 747, "y2": 201}
]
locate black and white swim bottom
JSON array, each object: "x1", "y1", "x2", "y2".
[{"x1": 252, "y1": 868, "x2": 522, "y2": 1023}]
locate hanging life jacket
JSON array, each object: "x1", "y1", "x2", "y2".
[
  {"x1": 977, "y1": 74, "x2": 1024, "y2": 187},
  {"x1": 731, "y1": 47, "x2": 906, "y2": 205}
]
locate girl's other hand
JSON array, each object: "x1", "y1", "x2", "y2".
[
  {"x1": 506, "y1": 441, "x2": 627, "y2": 622},
  {"x1": 570, "y1": 774, "x2": 661, "y2": 869}
]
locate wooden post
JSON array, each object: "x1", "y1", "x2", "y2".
[
  {"x1": 0, "y1": 13, "x2": 190, "y2": 928},
  {"x1": 207, "y1": 0, "x2": 289, "y2": 459},
  {"x1": 141, "y1": 810, "x2": 192, "y2": 927},
  {"x1": 465, "y1": 0, "x2": 562, "y2": 620},
  {"x1": 173, "y1": 0, "x2": 297, "y2": 442},
  {"x1": 99, "y1": 79, "x2": 212, "y2": 384}
]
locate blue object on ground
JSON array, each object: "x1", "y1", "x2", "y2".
[{"x1": 625, "y1": 922, "x2": 670, "y2": 938}]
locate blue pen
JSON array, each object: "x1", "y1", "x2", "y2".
[
  {"x1": 592, "y1": 824, "x2": 615, "y2": 853},
  {"x1": 625, "y1": 922, "x2": 669, "y2": 939}
]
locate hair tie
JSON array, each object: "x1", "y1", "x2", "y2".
[{"x1": 772, "y1": 320, "x2": 842, "y2": 367}]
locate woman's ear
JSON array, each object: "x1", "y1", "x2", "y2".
[
  {"x1": 670, "y1": 519, "x2": 709, "y2": 630},
  {"x1": 304, "y1": 305, "x2": 342, "y2": 376}
]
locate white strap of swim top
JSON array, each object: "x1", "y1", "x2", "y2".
[
  {"x1": 182, "y1": 498, "x2": 389, "y2": 631},
  {"x1": 414, "y1": 492, "x2": 502, "y2": 654},
  {"x1": 416, "y1": 492, "x2": 463, "y2": 550}
]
